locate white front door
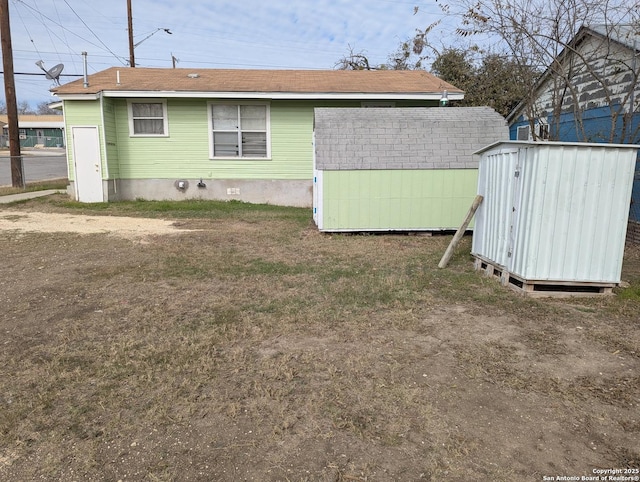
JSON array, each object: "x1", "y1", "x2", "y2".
[{"x1": 72, "y1": 126, "x2": 103, "y2": 202}]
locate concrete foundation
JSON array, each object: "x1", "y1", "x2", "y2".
[{"x1": 69, "y1": 178, "x2": 313, "y2": 208}]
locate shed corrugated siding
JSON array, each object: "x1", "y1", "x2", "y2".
[
  {"x1": 64, "y1": 100, "x2": 104, "y2": 181},
  {"x1": 512, "y1": 145, "x2": 635, "y2": 282},
  {"x1": 102, "y1": 98, "x2": 119, "y2": 178},
  {"x1": 471, "y1": 147, "x2": 520, "y2": 268},
  {"x1": 321, "y1": 169, "x2": 478, "y2": 230}
]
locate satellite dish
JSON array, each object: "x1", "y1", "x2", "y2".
[
  {"x1": 45, "y1": 64, "x2": 65, "y2": 82},
  {"x1": 35, "y1": 60, "x2": 65, "y2": 85}
]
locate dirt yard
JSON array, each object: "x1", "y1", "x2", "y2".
[{"x1": 0, "y1": 197, "x2": 639, "y2": 481}]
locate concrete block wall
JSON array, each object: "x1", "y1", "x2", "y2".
[{"x1": 314, "y1": 107, "x2": 509, "y2": 171}]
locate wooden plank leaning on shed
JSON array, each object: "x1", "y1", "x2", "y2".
[{"x1": 438, "y1": 195, "x2": 484, "y2": 269}]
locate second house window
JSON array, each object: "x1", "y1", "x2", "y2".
[{"x1": 210, "y1": 104, "x2": 269, "y2": 158}]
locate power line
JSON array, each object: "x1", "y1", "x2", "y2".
[
  {"x1": 12, "y1": 0, "x2": 42, "y2": 59},
  {"x1": 12, "y1": 0, "x2": 127, "y2": 64},
  {"x1": 0, "y1": 71, "x2": 83, "y2": 77},
  {"x1": 61, "y1": 0, "x2": 126, "y2": 66},
  {"x1": 26, "y1": 0, "x2": 62, "y2": 62},
  {"x1": 50, "y1": 1, "x2": 79, "y2": 73}
]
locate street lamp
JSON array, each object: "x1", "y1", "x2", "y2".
[
  {"x1": 134, "y1": 28, "x2": 172, "y2": 49},
  {"x1": 129, "y1": 27, "x2": 172, "y2": 67}
]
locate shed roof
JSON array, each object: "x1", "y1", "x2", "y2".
[
  {"x1": 475, "y1": 140, "x2": 640, "y2": 155},
  {"x1": 52, "y1": 67, "x2": 463, "y2": 101},
  {"x1": 314, "y1": 107, "x2": 508, "y2": 171}
]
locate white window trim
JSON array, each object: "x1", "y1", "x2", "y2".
[
  {"x1": 207, "y1": 101, "x2": 271, "y2": 160},
  {"x1": 127, "y1": 99, "x2": 169, "y2": 137}
]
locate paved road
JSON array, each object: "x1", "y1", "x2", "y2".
[{"x1": 0, "y1": 151, "x2": 68, "y2": 186}]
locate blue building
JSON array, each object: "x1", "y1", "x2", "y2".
[{"x1": 507, "y1": 24, "x2": 640, "y2": 242}]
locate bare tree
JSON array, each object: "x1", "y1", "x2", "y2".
[
  {"x1": 335, "y1": 17, "x2": 534, "y2": 116},
  {"x1": 335, "y1": 20, "x2": 443, "y2": 71},
  {"x1": 334, "y1": 45, "x2": 376, "y2": 70},
  {"x1": 36, "y1": 101, "x2": 61, "y2": 115},
  {"x1": 383, "y1": 20, "x2": 444, "y2": 70},
  {"x1": 433, "y1": 0, "x2": 640, "y2": 142},
  {"x1": 17, "y1": 100, "x2": 35, "y2": 115}
]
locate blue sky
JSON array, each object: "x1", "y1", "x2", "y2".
[{"x1": 2, "y1": 0, "x2": 459, "y2": 106}]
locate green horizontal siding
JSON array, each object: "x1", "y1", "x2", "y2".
[
  {"x1": 113, "y1": 99, "x2": 209, "y2": 179},
  {"x1": 63, "y1": 100, "x2": 104, "y2": 181},
  {"x1": 64, "y1": 97, "x2": 439, "y2": 182},
  {"x1": 102, "y1": 98, "x2": 119, "y2": 179},
  {"x1": 112, "y1": 99, "x2": 328, "y2": 180},
  {"x1": 321, "y1": 169, "x2": 478, "y2": 230}
]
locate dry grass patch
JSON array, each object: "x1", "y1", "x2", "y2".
[{"x1": 1, "y1": 198, "x2": 639, "y2": 480}]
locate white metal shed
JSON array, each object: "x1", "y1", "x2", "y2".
[{"x1": 472, "y1": 141, "x2": 639, "y2": 296}]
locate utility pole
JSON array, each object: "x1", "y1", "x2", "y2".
[
  {"x1": 0, "y1": 0, "x2": 24, "y2": 187},
  {"x1": 127, "y1": 0, "x2": 135, "y2": 67}
]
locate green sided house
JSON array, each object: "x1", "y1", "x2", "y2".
[{"x1": 51, "y1": 67, "x2": 463, "y2": 204}]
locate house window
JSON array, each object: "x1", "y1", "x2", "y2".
[
  {"x1": 128, "y1": 100, "x2": 168, "y2": 136},
  {"x1": 209, "y1": 103, "x2": 269, "y2": 158},
  {"x1": 536, "y1": 123, "x2": 549, "y2": 140}
]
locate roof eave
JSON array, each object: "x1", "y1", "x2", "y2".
[
  {"x1": 52, "y1": 93, "x2": 100, "y2": 101},
  {"x1": 56, "y1": 90, "x2": 464, "y2": 101}
]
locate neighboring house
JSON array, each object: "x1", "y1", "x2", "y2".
[
  {"x1": 508, "y1": 24, "x2": 639, "y2": 144},
  {"x1": 0, "y1": 115, "x2": 65, "y2": 148},
  {"x1": 313, "y1": 107, "x2": 508, "y2": 231},
  {"x1": 51, "y1": 67, "x2": 463, "y2": 205},
  {"x1": 506, "y1": 24, "x2": 640, "y2": 243}
]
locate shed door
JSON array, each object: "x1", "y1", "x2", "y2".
[
  {"x1": 72, "y1": 126, "x2": 103, "y2": 203},
  {"x1": 507, "y1": 147, "x2": 525, "y2": 266}
]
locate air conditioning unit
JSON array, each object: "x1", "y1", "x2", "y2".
[
  {"x1": 516, "y1": 125, "x2": 530, "y2": 140},
  {"x1": 516, "y1": 123, "x2": 549, "y2": 141}
]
